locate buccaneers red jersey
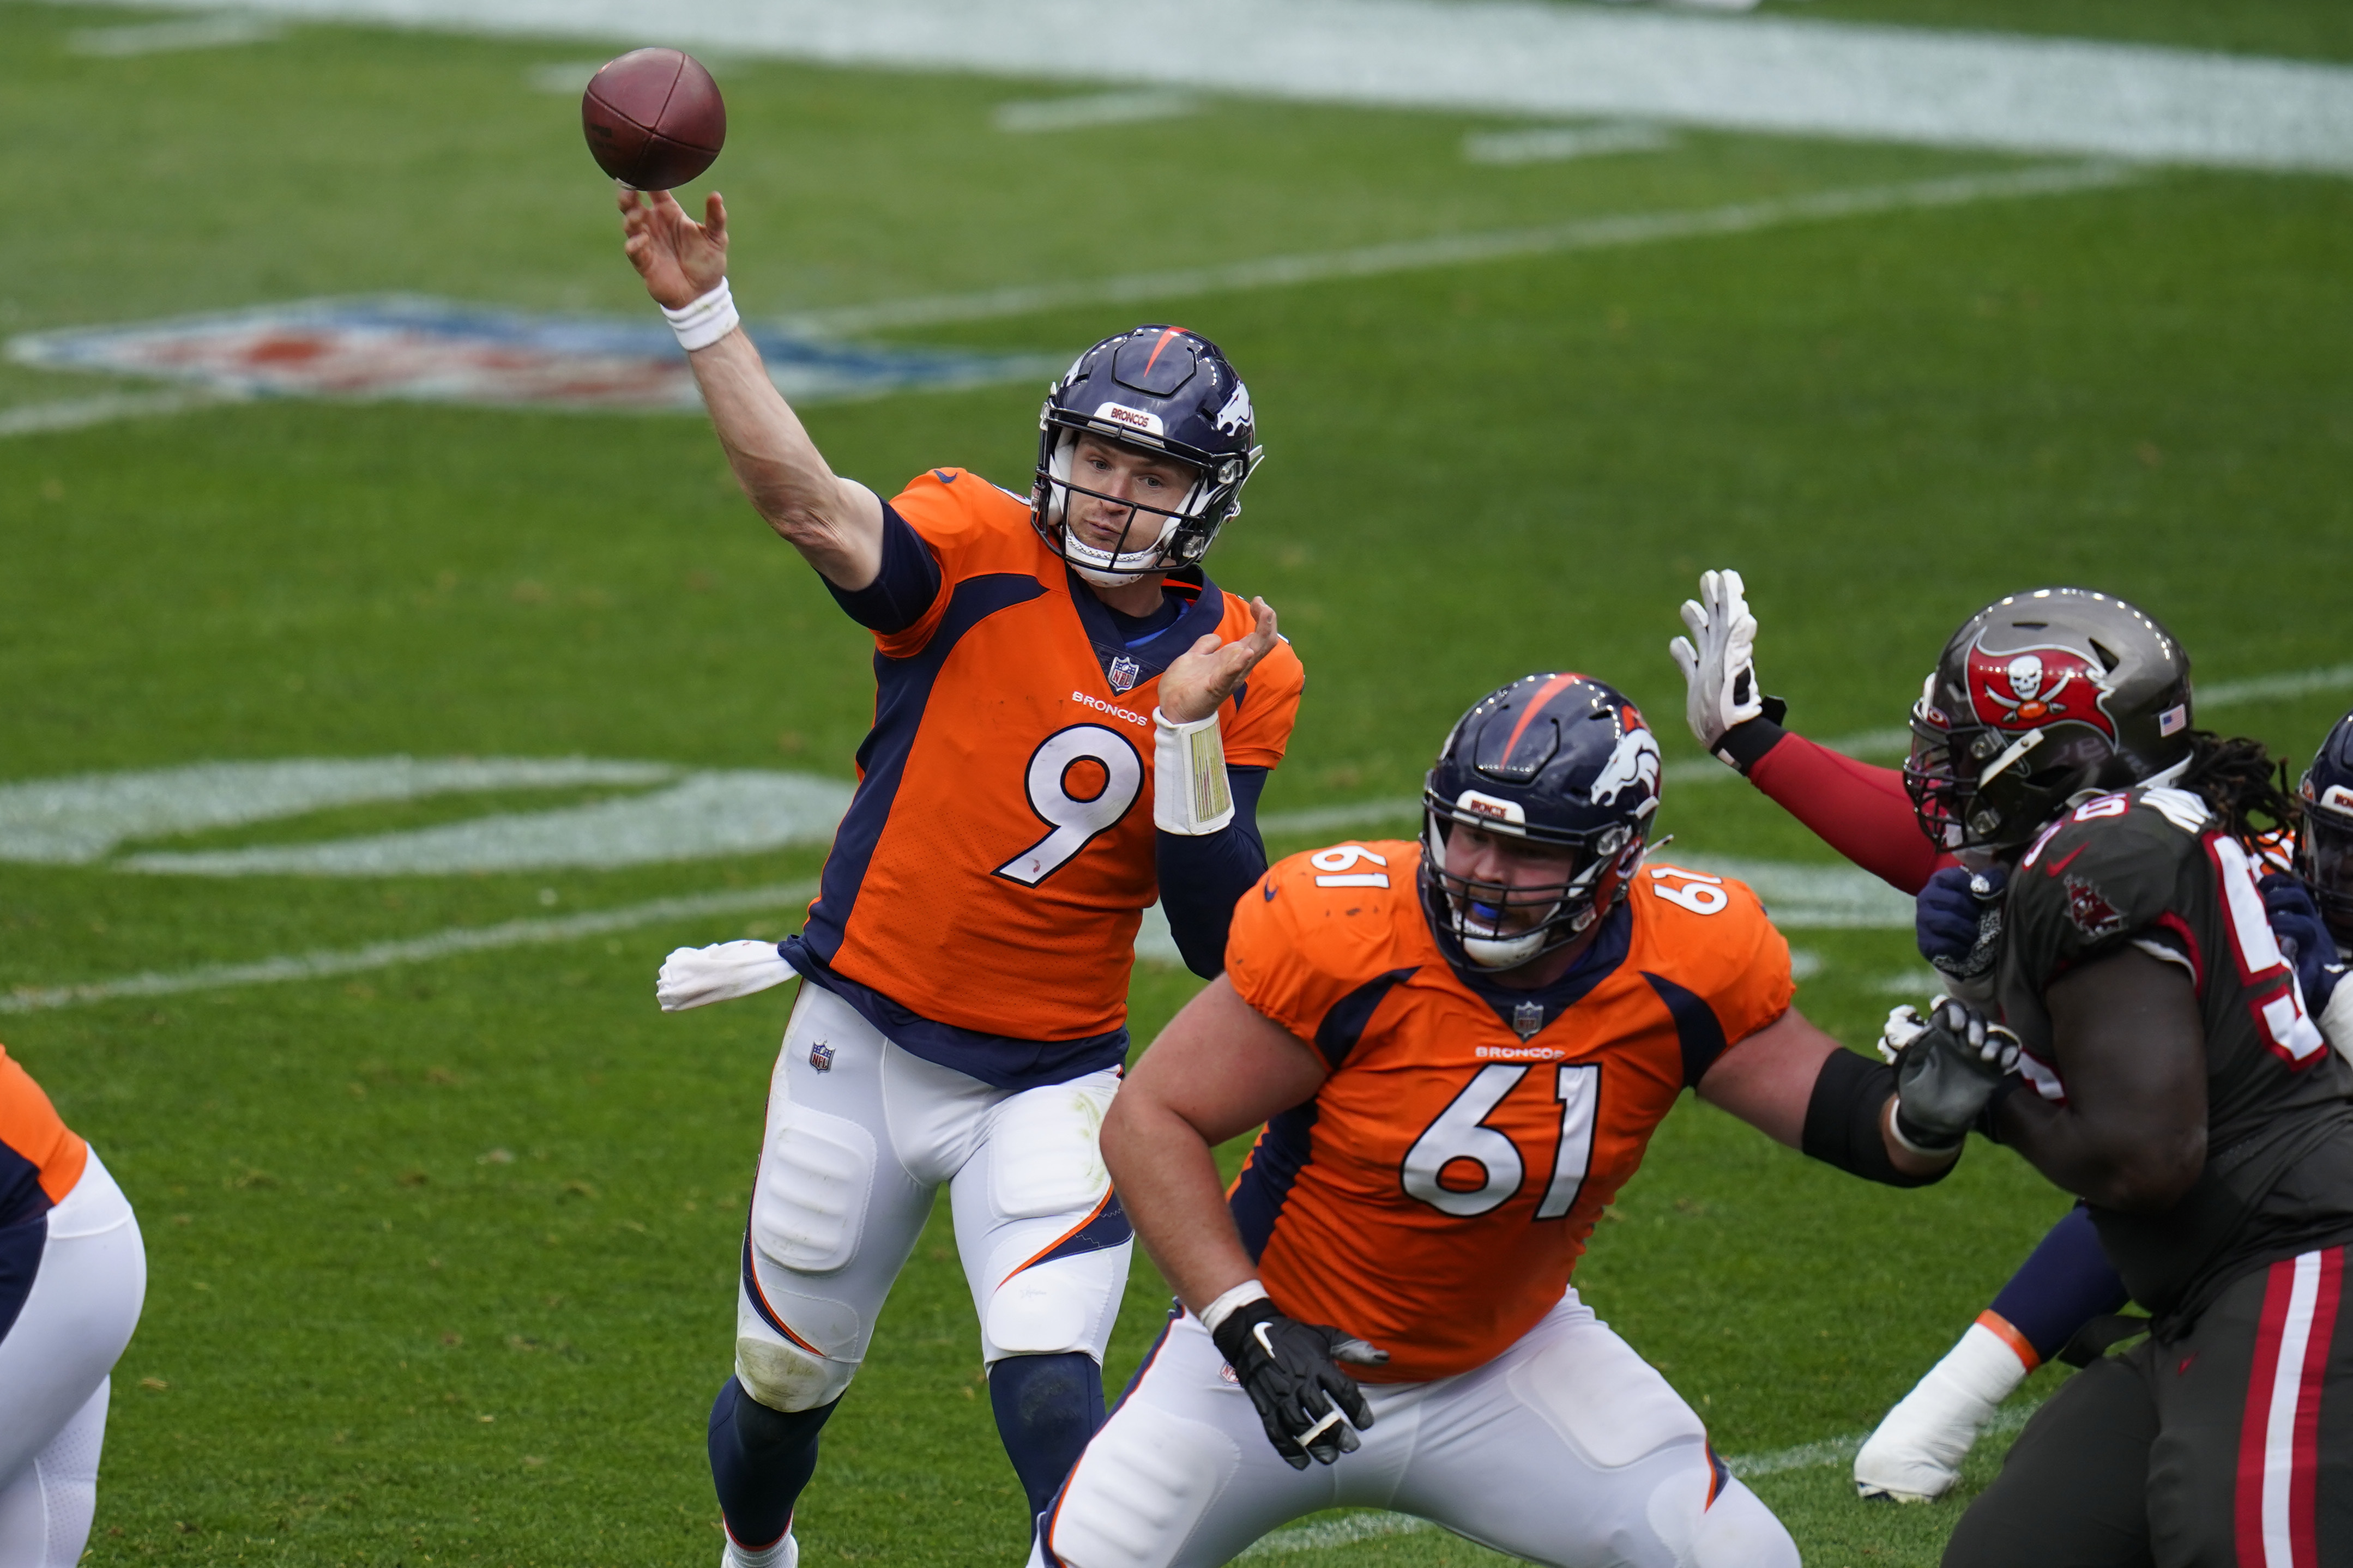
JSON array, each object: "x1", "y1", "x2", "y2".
[
  {"x1": 1224, "y1": 840, "x2": 1792, "y2": 1382},
  {"x1": 800, "y1": 469, "x2": 1304, "y2": 1044},
  {"x1": 1, "y1": 1043, "x2": 86, "y2": 1227}
]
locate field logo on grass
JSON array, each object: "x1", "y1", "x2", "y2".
[
  {"x1": 8, "y1": 299, "x2": 1055, "y2": 413},
  {"x1": 0, "y1": 758, "x2": 853, "y2": 876}
]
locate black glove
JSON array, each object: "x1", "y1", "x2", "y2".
[
  {"x1": 2261, "y1": 872, "x2": 2345, "y2": 1016},
  {"x1": 1209, "y1": 1298, "x2": 1387, "y2": 1470},
  {"x1": 1916, "y1": 865, "x2": 2005, "y2": 985},
  {"x1": 1890, "y1": 998, "x2": 2022, "y2": 1153}
]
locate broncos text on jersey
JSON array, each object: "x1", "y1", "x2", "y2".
[
  {"x1": 1223, "y1": 839, "x2": 1793, "y2": 1383},
  {"x1": 798, "y1": 469, "x2": 1304, "y2": 1046}
]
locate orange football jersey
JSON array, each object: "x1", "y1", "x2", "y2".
[
  {"x1": 0, "y1": 1042, "x2": 87, "y2": 1224},
  {"x1": 1224, "y1": 840, "x2": 1792, "y2": 1383},
  {"x1": 800, "y1": 469, "x2": 1304, "y2": 1045}
]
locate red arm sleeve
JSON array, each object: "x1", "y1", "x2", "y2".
[{"x1": 1745, "y1": 733, "x2": 1945, "y2": 895}]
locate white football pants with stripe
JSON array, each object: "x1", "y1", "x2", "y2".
[
  {"x1": 733, "y1": 983, "x2": 1133, "y2": 1414},
  {"x1": 1033, "y1": 1291, "x2": 1797, "y2": 1568},
  {"x1": 0, "y1": 1149, "x2": 146, "y2": 1568}
]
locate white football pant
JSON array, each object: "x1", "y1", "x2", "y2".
[
  {"x1": 1033, "y1": 1291, "x2": 1797, "y2": 1568},
  {"x1": 0, "y1": 1149, "x2": 146, "y2": 1568},
  {"x1": 733, "y1": 984, "x2": 1132, "y2": 1413}
]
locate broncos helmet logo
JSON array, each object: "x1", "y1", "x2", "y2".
[
  {"x1": 1589, "y1": 725, "x2": 1661, "y2": 811},
  {"x1": 1212, "y1": 381, "x2": 1253, "y2": 437}
]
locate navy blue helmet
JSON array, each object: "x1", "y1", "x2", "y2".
[
  {"x1": 2299, "y1": 707, "x2": 2353, "y2": 946},
  {"x1": 1031, "y1": 325, "x2": 1261, "y2": 585},
  {"x1": 1420, "y1": 674, "x2": 1662, "y2": 971}
]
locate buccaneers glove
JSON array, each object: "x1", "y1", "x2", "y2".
[
  {"x1": 1209, "y1": 1299, "x2": 1387, "y2": 1470},
  {"x1": 1889, "y1": 998, "x2": 2022, "y2": 1153},
  {"x1": 1916, "y1": 865, "x2": 2006, "y2": 989},
  {"x1": 1668, "y1": 568, "x2": 1766, "y2": 753},
  {"x1": 656, "y1": 940, "x2": 795, "y2": 1011}
]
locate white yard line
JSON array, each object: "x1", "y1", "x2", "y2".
[
  {"x1": 776, "y1": 163, "x2": 2138, "y2": 336},
  {"x1": 1240, "y1": 1400, "x2": 2043, "y2": 1557},
  {"x1": 1462, "y1": 122, "x2": 1678, "y2": 167},
  {"x1": 68, "y1": 11, "x2": 281, "y2": 54},
  {"x1": 49, "y1": 0, "x2": 2353, "y2": 173},
  {"x1": 993, "y1": 90, "x2": 1200, "y2": 134},
  {"x1": 0, "y1": 881, "x2": 816, "y2": 1015},
  {"x1": 0, "y1": 388, "x2": 244, "y2": 439}
]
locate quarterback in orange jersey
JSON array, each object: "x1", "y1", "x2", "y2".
[
  {"x1": 1032, "y1": 675, "x2": 1987, "y2": 1568},
  {"x1": 618, "y1": 190, "x2": 1303, "y2": 1562},
  {"x1": 0, "y1": 1044, "x2": 145, "y2": 1568}
]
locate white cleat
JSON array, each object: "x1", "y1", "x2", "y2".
[
  {"x1": 1854, "y1": 1321, "x2": 2031, "y2": 1502},
  {"x1": 721, "y1": 1531, "x2": 798, "y2": 1568}
]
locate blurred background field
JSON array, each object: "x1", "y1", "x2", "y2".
[{"x1": 3, "y1": 1, "x2": 2351, "y2": 1563}]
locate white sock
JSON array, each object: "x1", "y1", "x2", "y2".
[
  {"x1": 1854, "y1": 1320, "x2": 2031, "y2": 1499},
  {"x1": 724, "y1": 1530, "x2": 797, "y2": 1568}
]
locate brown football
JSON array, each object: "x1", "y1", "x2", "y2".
[{"x1": 582, "y1": 48, "x2": 725, "y2": 191}]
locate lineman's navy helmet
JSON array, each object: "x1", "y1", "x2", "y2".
[
  {"x1": 1420, "y1": 674, "x2": 1661, "y2": 971},
  {"x1": 2299, "y1": 707, "x2": 2353, "y2": 947},
  {"x1": 1031, "y1": 325, "x2": 1262, "y2": 586}
]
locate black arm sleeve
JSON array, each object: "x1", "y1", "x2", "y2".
[
  {"x1": 1801, "y1": 1048, "x2": 1951, "y2": 1188},
  {"x1": 1155, "y1": 766, "x2": 1270, "y2": 980},
  {"x1": 822, "y1": 503, "x2": 942, "y2": 634}
]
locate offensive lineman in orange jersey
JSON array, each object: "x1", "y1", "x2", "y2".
[
  {"x1": 617, "y1": 191, "x2": 1303, "y2": 1563},
  {"x1": 1033, "y1": 675, "x2": 1992, "y2": 1568}
]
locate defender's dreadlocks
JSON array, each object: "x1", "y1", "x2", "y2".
[{"x1": 2180, "y1": 730, "x2": 2303, "y2": 847}]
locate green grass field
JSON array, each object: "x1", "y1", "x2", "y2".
[{"x1": 4, "y1": 2, "x2": 2352, "y2": 1563}]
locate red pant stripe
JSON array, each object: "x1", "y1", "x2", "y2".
[
  {"x1": 2236, "y1": 1250, "x2": 2338, "y2": 1568},
  {"x1": 2239, "y1": 1256, "x2": 2301, "y2": 1567}
]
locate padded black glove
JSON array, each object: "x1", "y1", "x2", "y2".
[
  {"x1": 1209, "y1": 1298, "x2": 1387, "y2": 1470},
  {"x1": 1888, "y1": 997, "x2": 2022, "y2": 1153}
]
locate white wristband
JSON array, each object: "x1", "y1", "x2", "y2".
[
  {"x1": 1198, "y1": 1279, "x2": 1269, "y2": 1332},
  {"x1": 1153, "y1": 707, "x2": 1234, "y2": 836},
  {"x1": 662, "y1": 278, "x2": 739, "y2": 352}
]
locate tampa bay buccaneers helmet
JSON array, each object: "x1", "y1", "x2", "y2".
[
  {"x1": 1904, "y1": 588, "x2": 2193, "y2": 853},
  {"x1": 2299, "y1": 708, "x2": 2353, "y2": 947},
  {"x1": 1421, "y1": 674, "x2": 1661, "y2": 971},
  {"x1": 1031, "y1": 325, "x2": 1262, "y2": 586}
]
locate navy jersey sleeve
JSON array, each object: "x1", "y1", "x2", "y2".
[
  {"x1": 824, "y1": 503, "x2": 943, "y2": 634},
  {"x1": 1156, "y1": 766, "x2": 1270, "y2": 979}
]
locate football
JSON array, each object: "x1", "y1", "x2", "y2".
[{"x1": 581, "y1": 47, "x2": 726, "y2": 190}]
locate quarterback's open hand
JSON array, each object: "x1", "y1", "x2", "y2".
[
  {"x1": 1889, "y1": 998, "x2": 2022, "y2": 1153},
  {"x1": 1157, "y1": 597, "x2": 1280, "y2": 725},
  {"x1": 1667, "y1": 568, "x2": 1765, "y2": 753},
  {"x1": 619, "y1": 186, "x2": 728, "y2": 311},
  {"x1": 1209, "y1": 1298, "x2": 1386, "y2": 1469}
]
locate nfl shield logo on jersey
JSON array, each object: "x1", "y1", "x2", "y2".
[
  {"x1": 1512, "y1": 1001, "x2": 1546, "y2": 1040},
  {"x1": 809, "y1": 1039, "x2": 836, "y2": 1073},
  {"x1": 1107, "y1": 655, "x2": 1142, "y2": 694}
]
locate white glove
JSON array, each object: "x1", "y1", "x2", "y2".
[
  {"x1": 1877, "y1": 1002, "x2": 1934, "y2": 1064},
  {"x1": 656, "y1": 940, "x2": 796, "y2": 1012},
  {"x1": 1667, "y1": 568, "x2": 1764, "y2": 753}
]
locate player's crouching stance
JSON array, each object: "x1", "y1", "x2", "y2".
[
  {"x1": 1033, "y1": 675, "x2": 1969, "y2": 1568},
  {"x1": 0, "y1": 1043, "x2": 144, "y2": 1567},
  {"x1": 619, "y1": 191, "x2": 1305, "y2": 1563}
]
